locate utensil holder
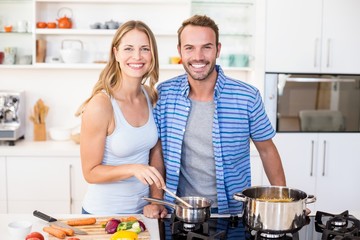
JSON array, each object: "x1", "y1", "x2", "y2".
[{"x1": 34, "y1": 123, "x2": 46, "y2": 141}]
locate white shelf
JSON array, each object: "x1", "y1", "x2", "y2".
[
  {"x1": 35, "y1": 28, "x2": 177, "y2": 36},
  {"x1": 35, "y1": 0, "x2": 184, "y2": 3},
  {"x1": 35, "y1": 28, "x2": 117, "y2": 35},
  {"x1": 0, "y1": 63, "x2": 252, "y2": 71}
]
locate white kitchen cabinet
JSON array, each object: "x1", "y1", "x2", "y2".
[
  {"x1": 69, "y1": 157, "x2": 87, "y2": 214},
  {"x1": 271, "y1": 133, "x2": 360, "y2": 214},
  {"x1": 265, "y1": 0, "x2": 360, "y2": 74},
  {"x1": 6, "y1": 156, "x2": 72, "y2": 214},
  {"x1": 0, "y1": 0, "x2": 34, "y2": 66},
  {"x1": 0, "y1": 157, "x2": 7, "y2": 213}
]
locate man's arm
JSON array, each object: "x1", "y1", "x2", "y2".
[
  {"x1": 149, "y1": 139, "x2": 165, "y2": 198},
  {"x1": 253, "y1": 139, "x2": 286, "y2": 186}
]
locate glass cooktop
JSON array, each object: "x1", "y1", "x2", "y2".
[{"x1": 158, "y1": 212, "x2": 359, "y2": 240}]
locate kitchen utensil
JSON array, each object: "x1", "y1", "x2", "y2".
[
  {"x1": 60, "y1": 39, "x2": 83, "y2": 63},
  {"x1": 33, "y1": 210, "x2": 88, "y2": 235},
  {"x1": 36, "y1": 39, "x2": 46, "y2": 63},
  {"x1": 142, "y1": 196, "x2": 212, "y2": 224},
  {"x1": 36, "y1": 22, "x2": 47, "y2": 28},
  {"x1": 162, "y1": 187, "x2": 192, "y2": 208},
  {"x1": 3, "y1": 47, "x2": 16, "y2": 65},
  {"x1": 0, "y1": 52, "x2": 4, "y2": 64},
  {"x1": 47, "y1": 22, "x2": 57, "y2": 28},
  {"x1": 48, "y1": 126, "x2": 72, "y2": 141},
  {"x1": 105, "y1": 19, "x2": 119, "y2": 29},
  {"x1": 4, "y1": 25, "x2": 12, "y2": 32},
  {"x1": 17, "y1": 20, "x2": 28, "y2": 32},
  {"x1": 57, "y1": 7, "x2": 72, "y2": 29},
  {"x1": 0, "y1": 91, "x2": 26, "y2": 145},
  {"x1": 89, "y1": 22, "x2": 101, "y2": 29},
  {"x1": 7, "y1": 220, "x2": 32, "y2": 240},
  {"x1": 233, "y1": 186, "x2": 316, "y2": 233},
  {"x1": 18, "y1": 55, "x2": 32, "y2": 65}
]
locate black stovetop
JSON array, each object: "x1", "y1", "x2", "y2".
[{"x1": 158, "y1": 211, "x2": 360, "y2": 240}]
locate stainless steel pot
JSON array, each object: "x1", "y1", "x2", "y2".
[
  {"x1": 233, "y1": 186, "x2": 316, "y2": 233},
  {"x1": 142, "y1": 196, "x2": 212, "y2": 224}
]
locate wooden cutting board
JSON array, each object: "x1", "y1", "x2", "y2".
[{"x1": 48, "y1": 216, "x2": 151, "y2": 240}]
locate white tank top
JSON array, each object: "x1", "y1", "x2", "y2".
[{"x1": 82, "y1": 87, "x2": 158, "y2": 214}]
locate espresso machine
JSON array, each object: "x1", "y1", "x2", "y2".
[{"x1": 0, "y1": 91, "x2": 26, "y2": 145}]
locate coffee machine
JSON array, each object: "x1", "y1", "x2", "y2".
[{"x1": 0, "y1": 91, "x2": 25, "y2": 145}]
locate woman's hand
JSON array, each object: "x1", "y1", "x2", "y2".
[
  {"x1": 143, "y1": 204, "x2": 168, "y2": 219},
  {"x1": 133, "y1": 164, "x2": 165, "y2": 189}
]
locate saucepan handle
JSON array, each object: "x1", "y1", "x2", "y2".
[
  {"x1": 306, "y1": 195, "x2": 316, "y2": 204},
  {"x1": 233, "y1": 193, "x2": 247, "y2": 202},
  {"x1": 142, "y1": 197, "x2": 177, "y2": 209}
]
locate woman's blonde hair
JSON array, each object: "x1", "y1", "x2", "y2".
[{"x1": 75, "y1": 20, "x2": 159, "y2": 116}]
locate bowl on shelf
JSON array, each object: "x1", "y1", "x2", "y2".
[
  {"x1": 4, "y1": 25, "x2": 13, "y2": 32},
  {"x1": 8, "y1": 220, "x2": 32, "y2": 240}
]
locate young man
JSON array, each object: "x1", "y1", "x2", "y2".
[{"x1": 144, "y1": 15, "x2": 286, "y2": 217}]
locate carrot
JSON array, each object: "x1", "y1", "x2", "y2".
[
  {"x1": 50, "y1": 224, "x2": 75, "y2": 236},
  {"x1": 67, "y1": 217, "x2": 96, "y2": 226},
  {"x1": 43, "y1": 226, "x2": 66, "y2": 239}
]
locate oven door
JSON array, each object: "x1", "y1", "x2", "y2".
[{"x1": 265, "y1": 73, "x2": 360, "y2": 132}]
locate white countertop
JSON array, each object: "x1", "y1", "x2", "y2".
[
  {"x1": 1, "y1": 213, "x2": 160, "y2": 240},
  {"x1": 0, "y1": 139, "x2": 80, "y2": 157}
]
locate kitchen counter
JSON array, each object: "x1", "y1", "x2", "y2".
[
  {"x1": 0, "y1": 213, "x2": 160, "y2": 240},
  {"x1": 0, "y1": 139, "x2": 80, "y2": 157}
]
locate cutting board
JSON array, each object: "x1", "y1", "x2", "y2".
[{"x1": 48, "y1": 216, "x2": 151, "y2": 240}]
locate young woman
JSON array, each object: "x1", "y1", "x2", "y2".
[{"x1": 76, "y1": 20, "x2": 165, "y2": 214}]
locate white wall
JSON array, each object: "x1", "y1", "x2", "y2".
[
  {"x1": 0, "y1": 67, "x2": 250, "y2": 140},
  {"x1": 0, "y1": 68, "x2": 97, "y2": 140}
]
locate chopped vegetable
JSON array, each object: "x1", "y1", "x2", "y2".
[
  {"x1": 105, "y1": 219, "x2": 121, "y2": 234},
  {"x1": 117, "y1": 221, "x2": 135, "y2": 231},
  {"x1": 100, "y1": 221, "x2": 108, "y2": 228},
  {"x1": 128, "y1": 222, "x2": 141, "y2": 234},
  {"x1": 137, "y1": 220, "x2": 146, "y2": 232},
  {"x1": 110, "y1": 230, "x2": 138, "y2": 240}
]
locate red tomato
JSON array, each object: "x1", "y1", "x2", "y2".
[{"x1": 25, "y1": 232, "x2": 44, "y2": 240}]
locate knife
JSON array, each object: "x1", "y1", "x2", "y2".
[{"x1": 33, "y1": 210, "x2": 88, "y2": 235}]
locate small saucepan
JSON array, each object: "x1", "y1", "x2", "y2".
[{"x1": 142, "y1": 196, "x2": 212, "y2": 224}]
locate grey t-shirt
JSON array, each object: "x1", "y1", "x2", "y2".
[{"x1": 178, "y1": 99, "x2": 218, "y2": 207}]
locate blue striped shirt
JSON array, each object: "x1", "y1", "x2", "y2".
[{"x1": 154, "y1": 65, "x2": 275, "y2": 214}]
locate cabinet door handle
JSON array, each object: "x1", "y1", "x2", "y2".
[
  {"x1": 69, "y1": 164, "x2": 73, "y2": 214},
  {"x1": 326, "y1": 39, "x2": 331, "y2": 68},
  {"x1": 310, "y1": 140, "x2": 314, "y2": 176},
  {"x1": 322, "y1": 140, "x2": 327, "y2": 176},
  {"x1": 314, "y1": 38, "x2": 319, "y2": 67}
]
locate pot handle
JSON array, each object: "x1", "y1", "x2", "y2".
[
  {"x1": 233, "y1": 193, "x2": 247, "y2": 202},
  {"x1": 306, "y1": 195, "x2": 316, "y2": 204},
  {"x1": 142, "y1": 197, "x2": 177, "y2": 209}
]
